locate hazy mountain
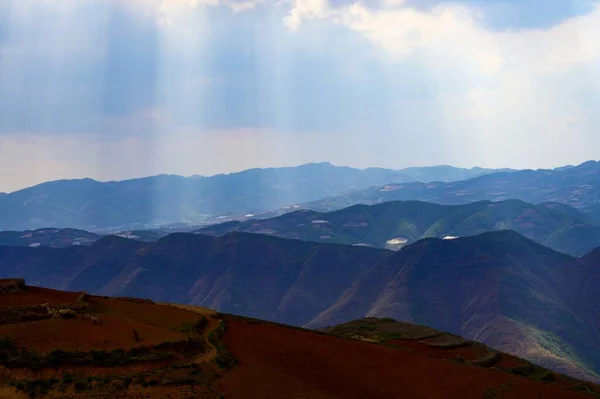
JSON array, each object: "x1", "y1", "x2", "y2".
[
  {"x1": 196, "y1": 199, "x2": 600, "y2": 256},
  {"x1": 0, "y1": 228, "x2": 165, "y2": 248},
  {"x1": 0, "y1": 230, "x2": 599, "y2": 380},
  {"x1": 302, "y1": 160, "x2": 600, "y2": 219},
  {"x1": 0, "y1": 228, "x2": 101, "y2": 248},
  {"x1": 0, "y1": 163, "x2": 510, "y2": 231},
  {"x1": 308, "y1": 231, "x2": 600, "y2": 381}
]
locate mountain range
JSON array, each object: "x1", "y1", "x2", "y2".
[
  {"x1": 0, "y1": 230, "x2": 599, "y2": 381},
  {"x1": 0, "y1": 163, "x2": 507, "y2": 231},
  {"x1": 300, "y1": 160, "x2": 600, "y2": 221},
  {"x1": 5, "y1": 197, "x2": 600, "y2": 258},
  {"x1": 0, "y1": 228, "x2": 164, "y2": 248},
  {"x1": 195, "y1": 199, "x2": 600, "y2": 256}
]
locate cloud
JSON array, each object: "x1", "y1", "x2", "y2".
[{"x1": 0, "y1": 0, "x2": 599, "y2": 191}]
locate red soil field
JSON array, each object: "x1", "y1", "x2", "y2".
[
  {"x1": 219, "y1": 317, "x2": 593, "y2": 399},
  {"x1": 0, "y1": 294, "x2": 203, "y2": 353},
  {"x1": 494, "y1": 353, "x2": 529, "y2": 369},
  {"x1": 387, "y1": 339, "x2": 489, "y2": 361},
  {"x1": 0, "y1": 315, "x2": 189, "y2": 353},
  {"x1": 88, "y1": 297, "x2": 201, "y2": 330},
  {"x1": 0, "y1": 286, "x2": 80, "y2": 308}
]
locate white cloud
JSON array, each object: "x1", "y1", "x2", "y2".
[
  {"x1": 281, "y1": 0, "x2": 600, "y2": 165},
  {"x1": 1, "y1": 0, "x2": 600, "y2": 190}
]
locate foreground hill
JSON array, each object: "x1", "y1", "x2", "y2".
[
  {"x1": 302, "y1": 160, "x2": 600, "y2": 220},
  {"x1": 0, "y1": 163, "x2": 504, "y2": 231},
  {"x1": 0, "y1": 282, "x2": 597, "y2": 399},
  {"x1": 196, "y1": 199, "x2": 600, "y2": 256},
  {"x1": 308, "y1": 231, "x2": 600, "y2": 381},
  {"x1": 1, "y1": 231, "x2": 600, "y2": 381}
]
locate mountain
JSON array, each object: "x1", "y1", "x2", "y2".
[
  {"x1": 0, "y1": 228, "x2": 101, "y2": 248},
  {"x1": 302, "y1": 160, "x2": 600, "y2": 219},
  {"x1": 1, "y1": 231, "x2": 600, "y2": 381},
  {"x1": 0, "y1": 228, "x2": 166, "y2": 248},
  {"x1": 196, "y1": 199, "x2": 600, "y2": 256},
  {"x1": 308, "y1": 231, "x2": 600, "y2": 381},
  {"x1": 0, "y1": 233, "x2": 392, "y2": 327},
  {"x1": 0, "y1": 163, "x2": 510, "y2": 231},
  {"x1": 0, "y1": 283, "x2": 596, "y2": 398}
]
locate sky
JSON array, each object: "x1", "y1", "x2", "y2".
[{"x1": 0, "y1": 0, "x2": 599, "y2": 192}]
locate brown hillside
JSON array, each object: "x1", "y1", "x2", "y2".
[
  {"x1": 219, "y1": 316, "x2": 600, "y2": 399},
  {"x1": 0, "y1": 283, "x2": 598, "y2": 398}
]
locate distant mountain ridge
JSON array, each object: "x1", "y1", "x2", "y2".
[
  {"x1": 0, "y1": 228, "x2": 165, "y2": 248},
  {"x1": 0, "y1": 163, "x2": 510, "y2": 231},
  {"x1": 0, "y1": 230, "x2": 599, "y2": 381},
  {"x1": 196, "y1": 199, "x2": 600, "y2": 256},
  {"x1": 6, "y1": 197, "x2": 599, "y2": 257},
  {"x1": 300, "y1": 160, "x2": 600, "y2": 220}
]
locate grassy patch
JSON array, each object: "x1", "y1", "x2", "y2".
[
  {"x1": 208, "y1": 320, "x2": 238, "y2": 370},
  {"x1": 0, "y1": 335, "x2": 205, "y2": 370}
]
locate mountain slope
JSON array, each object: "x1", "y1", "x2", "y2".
[
  {"x1": 307, "y1": 231, "x2": 600, "y2": 381},
  {"x1": 303, "y1": 160, "x2": 600, "y2": 219},
  {"x1": 1, "y1": 231, "x2": 600, "y2": 381},
  {"x1": 196, "y1": 199, "x2": 600, "y2": 256},
  {"x1": 0, "y1": 163, "x2": 506, "y2": 231},
  {"x1": 0, "y1": 283, "x2": 596, "y2": 398},
  {"x1": 222, "y1": 315, "x2": 599, "y2": 399},
  {"x1": 0, "y1": 233, "x2": 391, "y2": 327}
]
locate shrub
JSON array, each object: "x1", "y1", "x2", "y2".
[
  {"x1": 58, "y1": 309, "x2": 77, "y2": 318},
  {"x1": 540, "y1": 372, "x2": 556, "y2": 382},
  {"x1": 509, "y1": 363, "x2": 535, "y2": 376},
  {"x1": 74, "y1": 381, "x2": 87, "y2": 392},
  {"x1": 215, "y1": 350, "x2": 238, "y2": 369}
]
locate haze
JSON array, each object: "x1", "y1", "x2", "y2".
[{"x1": 1, "y1": 0, "x2": 599, "y2": 192}]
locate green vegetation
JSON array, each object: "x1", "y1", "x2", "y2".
[
  {"x1": 172, "y1": 315, "x2": 207, "y2": 334},
  {"x1": 0, "y1": 336, "x2": 205, "y2": 370},
  {"x1": 208, "y1": 320, "x2": 238, "y2": 369},
  {"x1": 322, "y1": 318, "x2": 441, "y2": 343}
]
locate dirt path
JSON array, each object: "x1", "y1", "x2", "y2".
[
  {"x1": 158, "y1": 303, "x2": 219, "y2": 364},
  {"x1": 194, "y1": 315, "x2": 218, "y2": 364}
]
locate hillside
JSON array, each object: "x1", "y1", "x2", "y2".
[
  {"x1": 196, "y1": 199, "x2": 600, "y2": 256},
  {"x1": 0, "y1": 233, "x2": 392, "y2": 327},
  {"x1": 308, "y1": 231, "x2": 600, "y2": 381},
  {"x1": 302, "y1": 160, "x2": 600, "y2": 220},
  {"x1": 1, "y1": 231, "x2": 600, "y2": 381},
  {"x1": 0, "y1": 163, "x2": 505, "y2": 231},
  {"x1": 0, "y1": 282, "x2": 597, "y2": 398}
]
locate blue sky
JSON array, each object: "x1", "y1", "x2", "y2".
[{"x1": 0, "y1": 0, "x2": 599, "y2": 191}]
